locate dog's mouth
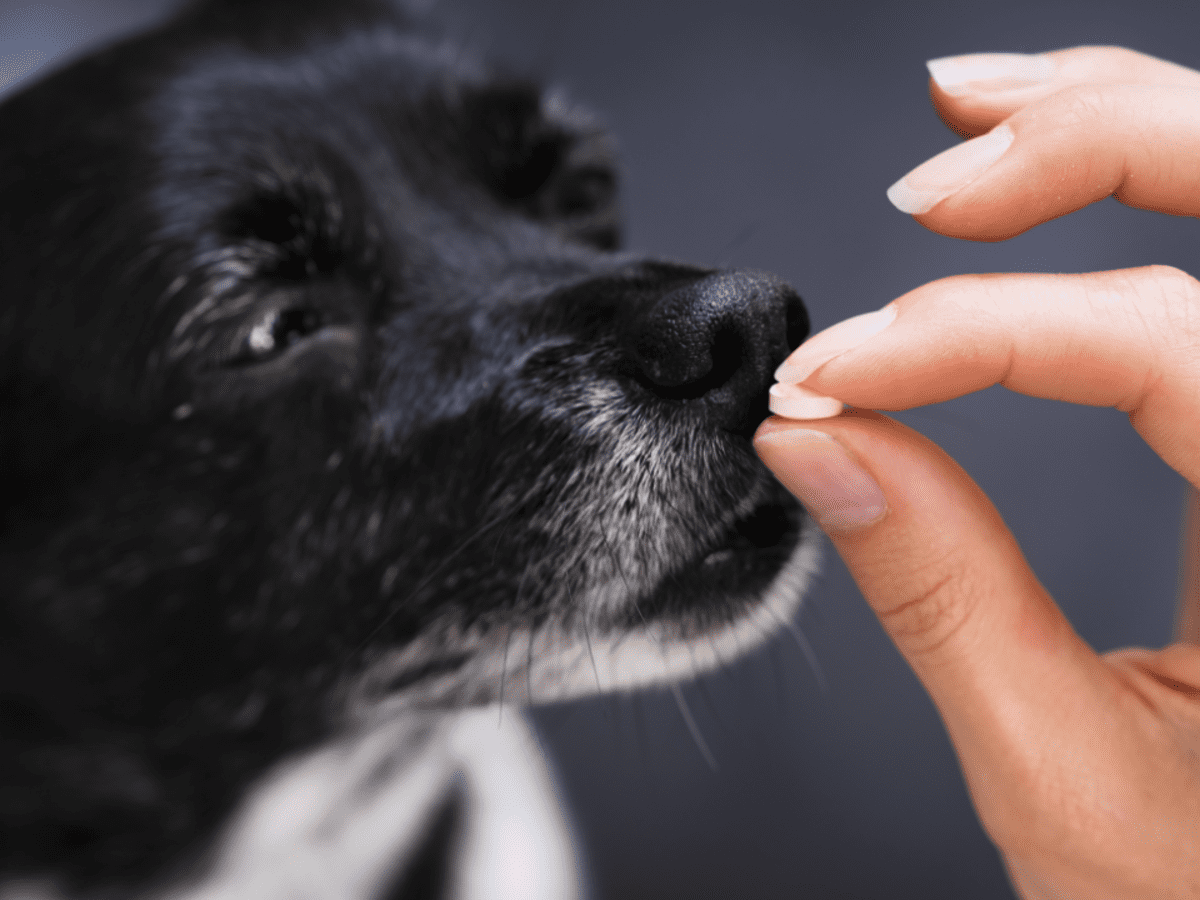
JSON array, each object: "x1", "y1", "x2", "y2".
[
  {"x1": 699, "y1": 498, "x2": 799, "y2": 570},
  {"x1": 626, "y1": 484, "x2": 805, "y2": 630},
  {"x1": 351, "y1": 457, "x2": 813, "y2": 711}
]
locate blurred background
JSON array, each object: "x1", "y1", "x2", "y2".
[{"x1": 3, "y1": 1, "x2": 1197, "y2": 897}]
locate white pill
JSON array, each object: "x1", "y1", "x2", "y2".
[{"x1": 768, "y1": 382, "x2": 845, "y2": 420}]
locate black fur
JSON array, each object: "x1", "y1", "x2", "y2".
[{"x1": 0, "y1": 0, "x2": 810, "y2": 892}]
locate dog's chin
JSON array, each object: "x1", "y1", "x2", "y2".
[
  {"x1": 512, "y1": 504, "x2": 821, "y2": 705},
  {"x1": 351, "y1": 501, "x2": 820, "y2": 716}
]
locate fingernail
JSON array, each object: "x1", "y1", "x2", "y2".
[
  {"x1": 755, "y1": 429, "x2": 888, "y2": 532},
  {"x1": 774, "y1": 304, "x2": 896, "y2": 384},
  {"x1": 927, "y1": 53, "x2": 1055, "y2": 97},
  {"x1": 886, "y1": 124, "x2": 1014, "y2": 215},
  {"x1": 768, "y1": 382, "x2": 844, "y2": 420}
]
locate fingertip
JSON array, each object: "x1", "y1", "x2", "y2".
[
  {"x1": 885, "y1": 124, "x2": 1014, "y2": 219},
  {"x1": 753, "y1": 420, "x2": 889, "y2": 534},
  {"x1": 929, "y1": 82, "x2": 995, "y2": 139},
  {"x1": 926, "y1": 53, "x2": 1056, "y2": 98},
  {"x1": 754, "y1": 413, "x2": 797, "y2": 443},
  {"x1": 923, "y1": 52, "x2": 1058, "y2": 140}
]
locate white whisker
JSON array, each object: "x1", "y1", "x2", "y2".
[
  {"x1": 495, "y1": 517, "x2": 823, "y2": 703},
  {"x1": 670, "y1": 683, "x2": 717, "y2": 772},
  {"x1": 770, "y1": 606, "x2": 828, "y2": 695}
]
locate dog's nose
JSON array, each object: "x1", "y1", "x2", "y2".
[{"x1": 621, "y1": 270, "x2": 809, "y2": 433}]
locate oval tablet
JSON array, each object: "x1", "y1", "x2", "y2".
[{"x1": 768, "y1": 381, "x2": 845, "y2": 420}]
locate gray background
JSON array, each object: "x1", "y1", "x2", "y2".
[{"x1": 3, "y1": 1, "x2": 1196, "y2": 897}]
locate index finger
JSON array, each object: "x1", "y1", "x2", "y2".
[{"x1": 775, "y1": 266, "x2": 1200, "y2": 487}]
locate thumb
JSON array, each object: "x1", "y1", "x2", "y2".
[{"x1": 754, "y1": 411, "x2": 1124, "y2": 844}]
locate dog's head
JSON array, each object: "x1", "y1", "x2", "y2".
[{"x1": 0, "y1": 0, "x2": 814, "y2": 884}]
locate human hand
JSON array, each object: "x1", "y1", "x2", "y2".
[{"x1": 755, "y1": 47, "x2": 1200, "y2": 899}]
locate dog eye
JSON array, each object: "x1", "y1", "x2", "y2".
[
  {"x1": 496, "y1": 134, "x2": 564, "y2": 201},
  {"x1": 550, "y1": 166, "x2": 615, "y2": 217},
  {"x1": 221, "y1": 191, "x2": 343, "y2": 279},
  {"x1": 241, "y1": 308, "x2": 324, "y2": 360}
]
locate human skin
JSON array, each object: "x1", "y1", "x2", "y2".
[{"x1": 756, "y1": 46, "x2": 1200, "y2": 900}]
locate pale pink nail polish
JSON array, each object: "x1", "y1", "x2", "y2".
[
  {"x1": 926, "y1": 53, "x2": 1055, "y2": 97},
  {"x1": 886, "y1": 125, "x2": 1014, "y2": 215}
]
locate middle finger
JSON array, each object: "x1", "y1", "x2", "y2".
[
  {"x1": 927, "y1": 45, "x2": 1200, "y2": 137},
  {"x1": 890, "y1": 82, "x2": 1200, "y2": 237}
]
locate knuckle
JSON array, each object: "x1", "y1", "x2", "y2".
[
  {"x1": 1051, "y1": 83, "x2": 1120, "y2": 128},
  {"x1": 1137, "y1": 265, "x2": 1200, "y2": 347},
  {"x1": 1089, "y1": 265, "x2": 1200, "y2": 370},
  {"x1": 1142, "y1": 263, "x2": 1198, "y2": 298},
  {"x1": 1053, "y1": 46, "x2": 1146, "y2": 90},
  {"x1": 874, "y1": 554, "x2": 979, "y2": 660},
  {"x1": 1091, "y1": 44, "x2": 1146, "y2": 71},
  {"x1": 1092, "y1": 263, "x2": 1194, "y2": 314}
]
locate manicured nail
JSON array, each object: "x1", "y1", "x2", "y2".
[
  {"x1": 768, "y1": 382, "x2": 844, "y2": 420},
  {"x1": 887, "y1": 124, "x2": 1014, "y2": 215},
  {"x1": 754, "y1": 429, "x2": 888, "y2": 532},
  {"x1": 927, "y1": 53, "x2": 1055, "y2": 97},
  {"x1": 774, "y1": 304, "x2": 896, "y2": 384}
]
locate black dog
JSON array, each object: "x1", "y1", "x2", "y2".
[{"x1": 0, "y1": 0, "x2": 816, "y2": 895}]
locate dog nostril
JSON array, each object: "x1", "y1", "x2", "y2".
[
  {"x1": 621, "y1": 270, "x2": 805, "y2": 432},
  {"x1": 633, "y1": 325, "x2": 743, "y2": 402},
  {"x1": 785, "y1": 292, "x2": 810, "y2": 352}
]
